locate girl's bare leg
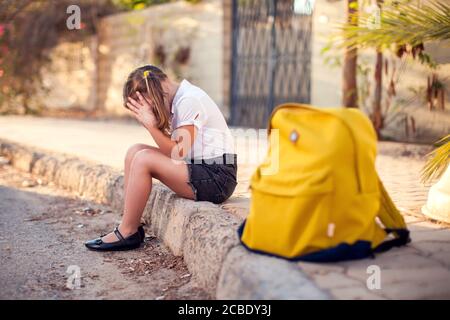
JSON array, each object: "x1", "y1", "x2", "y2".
[
  {"x1": 102, "y1": 147, "x2": 194, "y2": 243},
  {"x1": 123, "y1": 144, "x2": 157, "y2": 200}
]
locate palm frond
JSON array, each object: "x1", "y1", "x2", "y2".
[
  {"x1": 339, "y1": 1, "x2": 450, "y2": 50},
  {"x1": 421, "y1": 134, "x2": 450, "y2": 183}
]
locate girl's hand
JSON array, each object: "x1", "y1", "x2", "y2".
[{"x1": 126, "y1": 91, "x2": 157, "y2": 128}]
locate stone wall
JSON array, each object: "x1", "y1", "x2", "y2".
[
  {"x1": 38, "y1": 0, "x2": 224, "y2": 116},
  {"x1": 37, "y1": 37, "x2": 98, "y2": 111},
  {"x1": 97, "y1": 0, "x2": 223, "y2": 116}
]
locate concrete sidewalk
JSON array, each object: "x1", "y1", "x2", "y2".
[
  {"x1": 0, "y1": 115, "x2": 433, "y2": 213},
  {"x1": 0, "y1": 116, "x2": 152, "y2": 169},
  {"x1": 1, "y1": 115, "x2": 450, "y2": 299},
  {"x1": 0, "y1": 116, "x2": 252, "y2": 192}
]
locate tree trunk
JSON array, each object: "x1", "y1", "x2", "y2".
[
  {"x1": 342, "y1": 0, "x2": 359, "y2": 108},
  {"x1": 372, "y1": 0, "x2": 385, "y2": 137},
  {"x1": 372, "y1": 50, "x2": 383, "y2": 137}
]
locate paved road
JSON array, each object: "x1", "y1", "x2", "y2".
[
  {"x1": 0, "y1": 116, "x2": 151, "y2": 169},
  {"x1": 0, "y1": 163, "x2": 209, "y2": 300}
]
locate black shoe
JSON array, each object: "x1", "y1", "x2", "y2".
[
  {"x1": 138, "y1": 224, "x2": 145, "y2": 243},
  {"x1": 85, "y1": 227, "x2": 142, "y2": 251}
]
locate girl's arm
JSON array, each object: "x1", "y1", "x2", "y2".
[
  {"x1": 146, "y1": 124, "x2": 196, "y2": 159},
  {"x1": 127, "y1": 92, "x2": 196, "y2": 159}
]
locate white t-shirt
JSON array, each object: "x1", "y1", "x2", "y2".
[{"x1": 170, "y1": 79, "x2": 235, "y2": 160}]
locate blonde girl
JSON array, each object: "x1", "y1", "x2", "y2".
[{"x1": 85, "y1": 65, "x2": 237, "y2": 251}]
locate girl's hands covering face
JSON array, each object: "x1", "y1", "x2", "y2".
[{"x1": 126, "y1": 91, "x2": 157, "y2": 128}]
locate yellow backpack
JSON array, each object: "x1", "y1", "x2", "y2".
[{"x1": 238, "y1": 103, "x2": 410, "y2": 262}]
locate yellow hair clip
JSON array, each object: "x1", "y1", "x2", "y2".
[{"x1": 143, "y1": 70, "x2": 151, "y2": 94}]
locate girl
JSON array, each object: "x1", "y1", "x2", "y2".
[{"x1": 85, "y1": 65, "x2": 237, "y2": 251}]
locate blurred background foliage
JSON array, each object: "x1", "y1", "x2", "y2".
[
  {"x1": 0, "y1": 0, "x2": 202, "y2": 114},
  {"x1": 323, "y1": 0, "x2": 449, "y2": 142},
  {"x1": 0, "y1": 0, "x2": 118, "y2": 114},
  {"x1": 113, "y1": 0, "x2": 201, "y2": 10}
]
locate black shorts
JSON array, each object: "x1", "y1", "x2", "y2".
[{"x1": 186, "y1": 154, "x2": 237, "y2": 204}]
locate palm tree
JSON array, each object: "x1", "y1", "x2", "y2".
[
  {"x1": 342, "y1": 0, "x2": 359, "y2": 108},
  {"x1": 338, "y1": 0, "x2": 450, "y2": 221},
  {"x1": 339, "y1": 0, "x2": 449, "y2": 179},
  {"x1": 422, "y1": 134, "x2": 450, "y2": 183},
  {"x1": 340, "y1": 1, "x2": 450, "y2": 49},
  {"x1": 372, "y1": 0, "x2": 384, "y2": 137}
]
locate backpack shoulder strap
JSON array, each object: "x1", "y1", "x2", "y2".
[
  {"x1": 375, "y1": 175, "x2": 411, "y2": 253},
  {"x1": 373, "y1": 228, "x2": 410, "y2": 253},
  {"x1": 377, "y1": 175, "x2": 408, "y2": 229}
]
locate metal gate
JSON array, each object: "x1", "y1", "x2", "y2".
[{"x1": 230, "y1": 0, "x2": 313, "y2": 128}]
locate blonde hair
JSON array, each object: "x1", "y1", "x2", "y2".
[{"x1": 123, "y1": 65, "x2": 171, "y2": 135}]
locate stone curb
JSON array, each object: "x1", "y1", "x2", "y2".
[{"x1": 0, "y1": 139, "x2": 329, "y2": 299}]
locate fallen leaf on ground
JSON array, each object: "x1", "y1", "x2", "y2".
[
  {"x1": 22, "y1": 180, "x2": 37, "y2": 188},
  {"x1": 0, "y1": 157, "x2": 10, "y2": 165}
]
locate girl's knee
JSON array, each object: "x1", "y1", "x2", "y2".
[
  {"x1": 125, "y1": 143, "x2": 149, "y2": 164},
  {"x1": 132, "y1": 149, "x2": 157, "y2": 170}
]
